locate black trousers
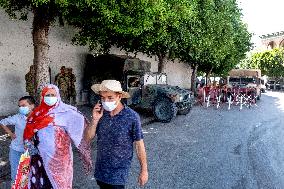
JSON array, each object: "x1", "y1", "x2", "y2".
[{"x1": 96, "y1": 180, "x2": 125, "y2": 189}]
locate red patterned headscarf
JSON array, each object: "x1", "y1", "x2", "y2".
[{"x1": 23, "y1": 85, "x2": 57, "y2": 140}]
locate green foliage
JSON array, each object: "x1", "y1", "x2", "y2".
[
  {"x1": 67, "y1": 0, "x2": 162, "y2": 52},
  {"x1": 0, "y1": 0, "x2": 71, "y2": 21},
  {"x1": 178, "y1": 0, "x2": 251, "y2": 76},
  {"x1": 67, "y1": 0, "x2": 196, "y2": 62},
  {"x1": 247, "y1": 48, "x2": 284, "y2": 77},
  {"x1": 66, "y1": 0, "x2": 251, "y2": 75},
  {"x1": 1, "y1": 0, "x2": 252, "y2": 78}
]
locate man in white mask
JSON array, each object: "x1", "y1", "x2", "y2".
[
  {"x1": 86, "y1": 80, "x2": 148, "y2": 189},
  {"x1": 0, "y1": 96, "x2": 35, "y2": 184}
]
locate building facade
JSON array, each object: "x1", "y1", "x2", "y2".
[{"x1": 260, "y1": 31, "x2": 284, "y2": 49}]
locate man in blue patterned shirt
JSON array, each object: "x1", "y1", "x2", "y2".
[{"x1": 86, "y1": 80, "x2": 148, "y2": 189}]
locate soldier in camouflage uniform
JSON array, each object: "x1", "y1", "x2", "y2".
[
  {"x1": 66, "y1": 68, "x2": 77, "y2": 106},
  {"x1": 25, "y1": 65, "x2": 36, "y2": 97},
  {"x1": 55, "y1": 66, "x2": 69, "y2": 103}
]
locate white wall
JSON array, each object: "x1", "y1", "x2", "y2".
[
  {"x1": 164, "y1": 59, "x2": 192, "y2": 89},
  {"x1": 0, "y1": 10, "x2": 88, "y2": 116}
]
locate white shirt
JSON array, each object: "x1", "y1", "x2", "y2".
[{"x1": 0, "y1": 113, "x2": 27, "y2": 152}]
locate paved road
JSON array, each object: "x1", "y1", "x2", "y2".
[
  {"x1": 1, "y1": 92, "x2": 284, "y2": 189},
  {"x1": 74, "y1": 91, "x2": 284, "y2": 189}
]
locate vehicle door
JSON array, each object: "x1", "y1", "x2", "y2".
[{"x1": 126, "y1": 75, "x2": 142, "y2": 105}]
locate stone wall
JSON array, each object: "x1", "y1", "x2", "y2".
[{"x1": 0, "y1": 10, "x2": 88, "y2": 116}]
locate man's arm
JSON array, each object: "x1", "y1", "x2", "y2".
[
  {"x1": 0, "y1": 124, "x2": 16, "y2": 139},
  {"x1": 135, "y1": 139, "x2": 148, "y2": 186},
  {"x1": 84, "y1": 119, "x2": 99, "y2": 142},
  {"x1": 84, "y1": 103, "x2": 103, "y2": 142},
  {"x1": 0, "y1": 115, "x2": 17, "y2": 139}
]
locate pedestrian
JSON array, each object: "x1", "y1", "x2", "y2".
[
  {"x1": 85, "y1": 80, "x2": 148, "y2": 189},
  {"x1": 55, "y1": 66, "x2": 69, "y2": 103},
  {"x1": 66, "y1": 67, "x2": 77, "y2": 106},
  {"x1": 0, "y1": 96, "x2": 36, "y2": 184},
  {"x1": 25, "y1": 65, "x2": 36, "y2": 96},
  {"x1": 23, "y1": 84, "x2": 92, "y2": 189}
]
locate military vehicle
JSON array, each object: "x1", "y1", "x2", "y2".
[
  {"x1": 227, "y1": 69, "x2": 262, "y2": 100},
  {"x1": 83, "y1": 54, "x2": 193, "y2": 123}
]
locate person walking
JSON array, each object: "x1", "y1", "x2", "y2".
[
  {"x1": 0, "y1": 96, "x2": 36, "y2": 184},
  {"x1": 23, "y1": 84, "x2": 92, "y2": 189},
  {"x1": 85, "y1": 80, "x2": 148, "y2": 189}
]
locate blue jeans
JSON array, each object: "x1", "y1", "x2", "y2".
[{"x1": 9, "y1": 148, "x2": 23, "y2": 183}]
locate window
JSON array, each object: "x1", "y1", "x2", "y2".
[{"x1": 128, "y1": 76, "x2": 140, "y2": 88}]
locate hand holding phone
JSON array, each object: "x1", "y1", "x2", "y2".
[{"x1": 92, "y1": 100, "x2": 103, "y2": 121}]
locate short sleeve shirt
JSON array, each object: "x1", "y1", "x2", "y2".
[
  {"x1": 0, "y1": 114, "x2": 27, "y2": 152},
  {"x1": 94, "y1": 105, "x2": 143, "y2": 185}
]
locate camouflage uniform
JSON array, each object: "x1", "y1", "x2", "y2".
[
  {"x1": 55, "y1": 66, "x2": 69, "y2": 103},
  {"x1": 25, "y1": 65, "x2": 36, "y2": 97},
  {"x1": 66, "y1": 68, "x2": 77, "y2": 106}
]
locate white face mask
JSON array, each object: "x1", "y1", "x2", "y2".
[
  {"x1": 102, "y1": 101, "x2": 118, "y2": 112},
  {"x1": 19, "y1": 106, "x2": 30, "y2": 115},
  {"x1": 44, "y1": 97, "x2": 58, "y2": 106}
]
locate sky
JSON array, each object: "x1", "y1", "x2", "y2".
[{"x1": 237, "y1": 0, "x2": 284, "y2": 46}]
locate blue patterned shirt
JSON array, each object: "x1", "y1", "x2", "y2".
[{"x1": 94, "y1": 105, "x2": 143, "y2": 185}]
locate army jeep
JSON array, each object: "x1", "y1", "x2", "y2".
[
  {"x1": 84, "y1": 54, "x2": 193, "y2": 123},
  {"x1": 125, "y1": 72, "x2": 192, "y2": 122}
]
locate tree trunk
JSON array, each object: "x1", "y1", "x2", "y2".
[
  {"x1": 157, "y1": 54, "x2": 166, "y2": 73},
  {"x1": 32, "y1": 7, "x2": 51, "y2": 102},
  {"x1": 191, "y1": 64, "x2": 198, "y2": 95},
  {"x1": 205, "y1": 68, "x2": 213, "y2": 86}
]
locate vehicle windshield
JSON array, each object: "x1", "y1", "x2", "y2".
[
  {"x1": 261, "y1": 80, "x2": 264, "y2": 85},
  {"x1": 268, "y1": 80, "x2": 275, "y2": 84},
  {"x1": 241, "y1": 78, "x2": 255, "y2": 83},
  {"x1": 229, "y1": 77, "x2": 255, "y2": 84},
  {"x1": 229, "y1": 78, "x2": 240, "y2": 83},
  {"x1": 144, "y1": 73, "x2": 167, "y2": 85}
]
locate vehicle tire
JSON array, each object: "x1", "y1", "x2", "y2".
[
  {"x1": 178, "y1": 106, "x2": 191, "y2": 115},
  {"x1": 261, "y1": 88, "x2": 265, "y2": 93},
  {"x1": 153, "y1": 98, "x2": 177, "y2": 123},
  {"x1": 257, "y1": 92, "x2": 261, "y2": 100}
]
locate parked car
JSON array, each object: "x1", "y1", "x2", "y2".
[
  {"x1": 267, "y1": 80, "x2": 281, "y2": 90},
  {"x1": 260, "y1": 79, "x2": 266, "y2": 93},
  {"x1": 280, "y1": 81, "x2": 284, "y2": 91}
]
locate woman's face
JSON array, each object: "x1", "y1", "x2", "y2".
[
  {"x1": 42, "y1": 88, "x2": 59, "y2": 106},
  {"x1": 44, "y1": 88, "x2": 57, "y2": 97}
]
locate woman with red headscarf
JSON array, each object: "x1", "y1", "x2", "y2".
[{"x1": 23, "y1": 84, "x2": 92, "y2": 189}]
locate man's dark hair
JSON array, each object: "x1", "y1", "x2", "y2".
[{"x1": 19, "y1": 96, "x2": 36, "y2": 105}]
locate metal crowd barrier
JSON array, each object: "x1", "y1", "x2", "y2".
[{"x1": 197, "y1": 86, "x2": 258, "y2": 110}]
